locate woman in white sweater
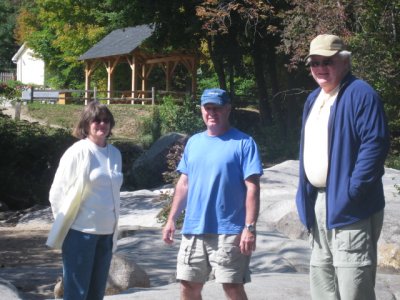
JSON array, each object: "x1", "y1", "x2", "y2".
[{"x1": 46, "y1": 101, "x2": 123, "y2": 300}]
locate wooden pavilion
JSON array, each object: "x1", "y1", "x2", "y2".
[{"x1": 78, "y1": 24, "x2": 198, "y2": 102}]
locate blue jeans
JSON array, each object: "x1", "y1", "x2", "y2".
[{"x1": 62, "y1": 229, "x2": 113, "y2": 300}]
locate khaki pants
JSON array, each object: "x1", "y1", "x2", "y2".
[{"x1": 309, "y1": 191, "x2": 384, "y2": 300}]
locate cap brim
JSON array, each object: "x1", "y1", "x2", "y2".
[
  {"x1": 201, "y1": 100, "x2": 225, "y2": 106},
  {"x1": 305, "y1": 50, "x2": 340, "y2": 61}
]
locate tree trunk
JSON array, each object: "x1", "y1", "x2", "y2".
[
  {"x1": 267, "y1": 42, "x2": 286, "y2": 135},
  {"x1": 207, "y1": 36, "x2": 227, "y2": 90},
  {"x1": 252, "y1": 36, "x2": 272, "y2": 124}
]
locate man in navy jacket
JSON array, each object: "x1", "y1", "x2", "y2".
[{"x1": 296, "y1": 34, "x2": 389, "y2": 300}]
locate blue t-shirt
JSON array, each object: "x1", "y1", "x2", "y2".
[{"x1": 178, "y1": 127, "x2": 263, "y2": 234}]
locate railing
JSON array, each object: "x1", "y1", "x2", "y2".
[
  {"x1": 0, "y1": 72, "x2": 16, "y2": 82},
  {"x1": 20, "y1": 87, "x2": 189, "y2": 105}
]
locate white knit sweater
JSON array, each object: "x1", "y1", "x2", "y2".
[{"x1": 46, "y1": 139, "x2": 122, "y2": 251}]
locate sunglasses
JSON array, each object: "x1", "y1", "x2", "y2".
[
  {"x1": 309, "y1": 59, "x2": 335, "y2": 68},
  {"x1": 92, "y1": 117, "x2": 110, "y2": 124}
]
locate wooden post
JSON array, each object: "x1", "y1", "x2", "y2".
[
  {"x1": 130, "y1": 56, "x2": 136, "y2": 101},
  {"x1": 14, "y1": 101, "x2": 21, "y2": 121},
  {"x1": 105, "y1": 57, "x2": 120, "y2": 104},
  {"x1": 166, "y1": 62, "x2": 170, "y2": 91},
  {"x1": 84, "y1": 63, "x2": 91, "y2": 102},
  {"x1": 30, "y1": 87, "x2": 34, "y2": 103},
  {"x1": 93, "y1": 86, "x2": 97, "y2": 101},
  {"x1": 141, "y1": 64, "x2": 146, "y2": 99},
  {"x1": 152, "y1": 87, "x2": 155, "y2": 105}
]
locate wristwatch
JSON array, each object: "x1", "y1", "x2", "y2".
[{"x1": 245, "y1": 223, "x2": 256, "y2": 233}]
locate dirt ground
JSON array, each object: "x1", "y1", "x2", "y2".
[{"x1": 0, "y1": 225, "x2": 62, "y2": 300}]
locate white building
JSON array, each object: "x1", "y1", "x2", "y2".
[{"x1": 12, "y1": 43, "x2": 45, "y2": 85}]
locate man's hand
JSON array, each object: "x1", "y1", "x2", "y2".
[
  {"x1": 239, "y1": 228, "x2": 256, "y2": 256},
  {"x1": 162, "y1": 219, "x2": 176, "y2": 244}
]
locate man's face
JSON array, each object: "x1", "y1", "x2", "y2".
[
  {"x1": 309, "y1": 54, "x2": 349, "y2": 92},
  {"x1": 201, "y1": 103, "x2": 231, "y2": 133}
]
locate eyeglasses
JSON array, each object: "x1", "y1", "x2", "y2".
[
  {"x1": 92, "y1": 117, "x2": 110, "y2": 124},
  {"x1": 309, "y1": 59, "x2": 335, "y2": 68}
]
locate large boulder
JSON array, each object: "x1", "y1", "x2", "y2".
[
  {"x1": 106, "y1": 252, "x2": 150, "y2": 295},
  {"x1": 53, "y1": 252, "x2": 150, "y2": 298},
  {"x1": 130, "y1": 133, "x2": 187, "y2": 189},
  {"x1": 259, "y1": 160, "x2": 400, "y2": 272},
  {"x1": 0, "y1": 278, "x2": 21, "y2": 300}
]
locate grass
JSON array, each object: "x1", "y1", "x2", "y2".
[{"x1": 24, "y1": 102, "x2": 153, "y2": 142}]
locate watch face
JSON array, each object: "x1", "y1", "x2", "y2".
[{"x1": 246, "y1": 224, "x2": 255, "y2": 233}]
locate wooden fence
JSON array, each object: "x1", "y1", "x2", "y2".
[
  {"x1": 0, "y1": 72, "x2": 16, "y2": 82},
  {"x1": 21, "y1": 87, "x2": 189, "y2": 105}
]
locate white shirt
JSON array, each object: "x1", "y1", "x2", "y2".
[
  {"x1": 46, "y1": 139, "x2": 122, "y2": 250},
  {"x1": 303, "y1": 85, "x2": 339, "y2": 187},
  {"x1": 71, "y1": 139, "x2": 122, "y2": 234}
]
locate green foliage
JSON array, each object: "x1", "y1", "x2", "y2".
[
  {"x1": 386, "y1": 154, "x2": 400, "y2": 170},
  {"x1": 15, "y1": 0, "x2": 108, "y2": 88},
  {"x1": 0, "y1": 112, "x2": 75, "y2": 209},
  {"x1": 252, "y1": 123, "x2": 300, "y2": 165},
  {"x1": 162, "y1": 141, "x2": 185, "y2": 185},
  {"x1": 0, "y1": 0, "x2": 20, "y2": 70},
  {"x1": 0, "y1": 82, "x2": 17, "y2": 99},
  {"x1": 157, "y1": 139, "x2": 186, "y2": 228},
  {"x1": 197, "y1": 73, "x2": 220, "y2": 93},
  {"x1": 280, "y1": 0, "x2": 400, "y2": 157},
  {"x1": 156, "y1": 95, "x2": 203, "y2": 136},
  {"x1": 15, "y1": 0, "x2": 201, "y2": 89},
  {"x1": 156, "y1": 191, "x2": 185, "y2": 228},
  {"x1": 395, "y1": 184, "x2": 400, "y2": 196},
  {"x1": 0, "y1": 81, "x2": 24, "y2": 105}
]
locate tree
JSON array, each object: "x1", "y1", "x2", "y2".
[
  {"x1": 15, "y1": 0, "x2": 113, "y2": 88},
  {"x1": 346, "y1": 0, "x2": 400, "y2": 154},
  {"x1": 0, "y1": 0, "x2": 22, "y2": 70},
  {"x1": 196, "y1": 0, "x2": 285, "y2": 124},
  {"x1": 280, "y1": 0, "x2": 400, "y2": 155},
  {"x1": 14, "y1": 0, "x2": 202, "y2": 88}
]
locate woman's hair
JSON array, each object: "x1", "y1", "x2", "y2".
[{"x1": 73, "y1": 101, "x2": 115, "y2": 139}]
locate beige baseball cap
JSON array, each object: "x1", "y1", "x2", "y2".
[{"x1": 306, "y1": 34, "x2": 345, "y2": 59}]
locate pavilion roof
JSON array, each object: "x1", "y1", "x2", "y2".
[{"x1": 78, "y1": 24, "x2": 154, "y2": 60}]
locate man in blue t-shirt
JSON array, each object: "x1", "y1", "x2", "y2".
[{"x1": 162, "y1": 88, "x2": 263, "y2": 300}]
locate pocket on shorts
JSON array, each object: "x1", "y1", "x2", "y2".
[
  {"x1": 216, "y1": 243, "x2": 242, "y2": 266},
  {"x1": 177, "y1": 235, "x2": 194, "y2": 266}
]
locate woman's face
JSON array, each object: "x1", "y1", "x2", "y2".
[{"x1": 87, "y1": 114, "x2": 111, "y2": 146}]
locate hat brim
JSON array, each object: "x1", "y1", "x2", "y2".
[
  {"x1": 201, "y1": 100, "x2": 226, "y2": 106},
  {"x1": 305, "y1": 49, "x2": 340, "y2": 61}
]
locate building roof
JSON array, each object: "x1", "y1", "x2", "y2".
[
  {"x1": 78, "y1": 24, "x2": 154, "y2": 60},
  {"x1": 11, "y1": 43, "x2": 28, "y2": 63}
]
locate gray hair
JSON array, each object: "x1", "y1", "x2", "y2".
[
  {"x1": 306, "y1": 50, "x2": 352, "y2": 68},
  {"x1": 337, "y1": 50, "x2": 352, "y2": 59},
  {"x1": 337, "y1": 50, "x2": 352, "y2": 70}
]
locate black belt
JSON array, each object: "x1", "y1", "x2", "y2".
[{"x1": 317, "y1": 188, "x2": 326, "y2": 193}]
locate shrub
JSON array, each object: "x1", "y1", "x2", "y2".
[
  {"x1": 109, "y1": 139, "x2": 144, "y2": 191},
  {"x1": 156, "y1": 95, "x2": 203, "y2": 136},
  {"x1": 156, "y1": 138, "x2": 186, "y2": 227},
  {"x1": 0, "y1": 112, "x2": 75, "y2": 209}
]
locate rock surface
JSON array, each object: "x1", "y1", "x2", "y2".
[
  {"x1": 0, "y1": 160, "x2": 399, "y2": 299},
  {"x1": 130, "y1": 132, "x2": 187, "y2": 189}
]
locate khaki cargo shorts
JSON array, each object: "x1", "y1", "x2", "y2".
[{"x1": 176, "y1": 234, "x2": 251, "y2": 284}]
